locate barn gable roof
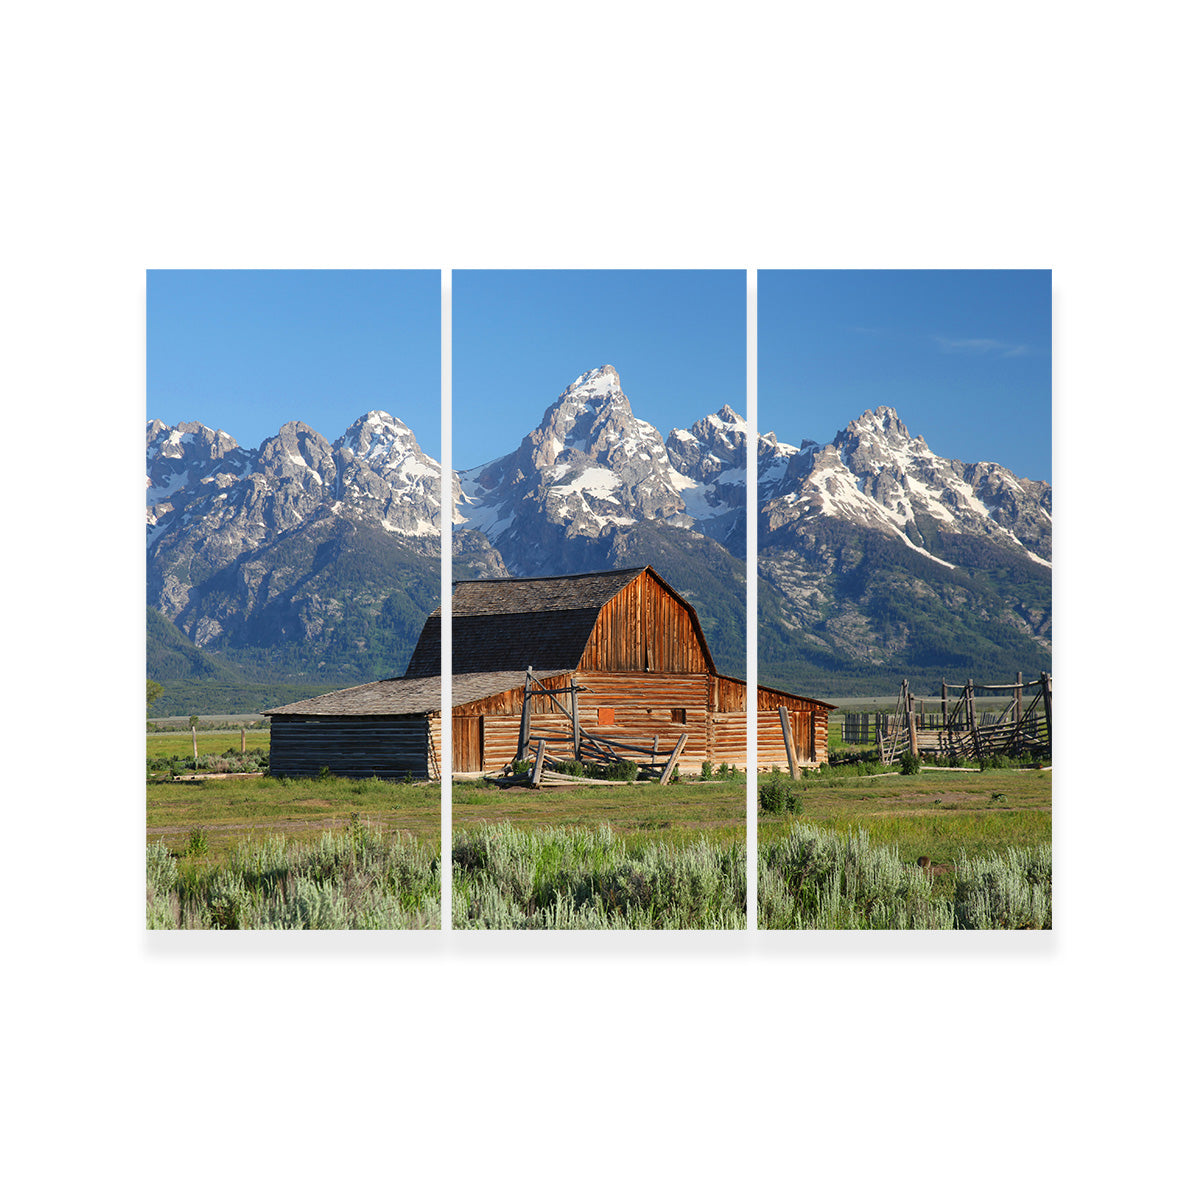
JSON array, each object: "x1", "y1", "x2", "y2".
[{"x1": 403, "y1": 565, "x2": 713, "y2": 676}]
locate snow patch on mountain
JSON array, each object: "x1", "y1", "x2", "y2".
[{"x1": 762, "y1": 405, "x2": 1051, "y2": 569}]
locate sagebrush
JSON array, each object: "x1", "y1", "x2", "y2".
[
  {"x1": 453, "y1": 822, "x2": 746, "y2": 929},
  {"x1": 758, "y1": 824, "x2": 1051, "y2": 930},
  {"x1": 147, "y1": 825, "x2": 439, "y2": 930}
]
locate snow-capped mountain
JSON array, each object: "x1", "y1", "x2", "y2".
[
  {"x1": 146, "y1": 412, "x2": 443, "y2": 689},
  {"x1": 146, "y1": 420, "x2": 256, "y2": 542},
  {"x1": 755, "y1": 406, "x2": 1051, "y2": 694},
  {"x1": 456, "y1": 366, "x2": 685, "y2": 549},
  {"x1": 760, "y1": 406, "x2": 1052, "y2": 570},
  {"x1": 331, "y1": 411, "x2": 443, "y2": 537},
  {"x1": 456, "y1": 365, "x2": 751, "y2": 571},
  {"x1": 147, "y1": 412, "x2": 442, "y2": 563},
  {"x1": 146, "y1": 378, "x2": 1051, "y2": 704}
]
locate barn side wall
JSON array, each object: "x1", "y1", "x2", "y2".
[
  {"x1": 458, "y1": 672, "x2": 748, "y2": 773},
  {"x1": 757, "y1": 707, "x2": 829, "y2": 769},
  {"x1": 269, "y1": 716, "x2": 434, "y2": 779},
  {"x1": 445, "y1": 669, "x2": 831, "y2": 774},
  {"x1": 574, "y1": 670, "x2": 712, "y2": 771}
]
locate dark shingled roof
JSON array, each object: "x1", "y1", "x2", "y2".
[
  {"x1": 404, "y1": 567, "x2": 649, "y2": 677},
  {"x1": 263, "y1": 670, "x2": 565, "y2": 718}
]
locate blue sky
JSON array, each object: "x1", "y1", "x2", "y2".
[
  {"x1": 759, "y1": 270, "x2": 1052, "y2": 482},
  {"x1": 452, "y1": 271, "x2": 746, "y2": 469},
  {"x1": 147, "y1": 270, "x2": 441, "y2": 455}
]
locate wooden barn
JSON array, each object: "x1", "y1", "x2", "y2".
[{"x1": 264, "y1": 566, "x2": 831, "y2": 779}]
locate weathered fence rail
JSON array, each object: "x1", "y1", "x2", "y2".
[{"x1": 872, "y1": 673, "x2": 1051, "y2": 765}]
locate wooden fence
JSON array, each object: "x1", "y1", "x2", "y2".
[
  {"x1": 515, "y1": 671, "x2": 688, "y2": 786},
  {"x1": 873, "y1": 673, "x2": 1051, "y2": 765}
]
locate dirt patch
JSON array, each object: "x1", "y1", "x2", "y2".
[{"x1": 154, "y1": 772, "x2": 265, "y2": 783}]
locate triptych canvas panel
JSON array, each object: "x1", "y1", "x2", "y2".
[{"x1": 146, "y1": 269, "x2": 1051, "y2": 932}]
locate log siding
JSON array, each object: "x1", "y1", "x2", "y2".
[{"x1": 269, "y1": 716, "x2": 434, "y2": 779}]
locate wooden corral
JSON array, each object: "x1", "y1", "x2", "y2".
[
  {"x1": 878, "y1": 674, "x2": 1052, "y2": 765},
  {"x1": 265, "y1": 566, "x2": 834, "y2": 780}
]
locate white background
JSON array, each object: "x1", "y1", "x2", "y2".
[{"x1": 6, "y1": 3, "x2": 1194, "y2": 1196}]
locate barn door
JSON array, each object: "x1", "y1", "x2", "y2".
[
  {"x1": 793, "y1": 712, "x2": 814, "y2": 762},
  {"x1": 453, "y1": 716, "x2": 483, "y2": 772}
]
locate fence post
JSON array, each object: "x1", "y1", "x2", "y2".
[
  {"x1": 779, "y1": 706, "x2": 798, "y2": 779},
  {"x1": 967, "y1": 679, "x2": 983, "y2": 761},
  {"x1": 570, "y1": 677, "x2": 580, "y2": 760},
  {"x1": 517, "y1": 668, "x2": 532, "y2": 763},
  {"x1": 658, "y1": 733, "x2": 688, "y2": 786},
  {"x1": 1041, "y1": 671, "x2": 1052, "y2": 753}
]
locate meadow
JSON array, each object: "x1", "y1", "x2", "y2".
[
  {"x1": 147, "y1": 822, "x2": 439, "y2": 930},
  {"x1": 147, "y1": 729, "x2": 271, "y2": 777},
  {"x1": 452, "y1": 773, "x2": 746, "y2": 848},
  {"x1": 146, "y1": 730, "x2": 1049, "y2": 930},
  {"x1": 450, "y1": 770, "x2": 747, "y2": 929},
  {"x1": 452, "y1": 821, "x2": 746, "y2": 929},
  {"x1": 147, "y1": 766, "x2": 440, "y2": 930},
  {"x1": 756, "y1": 763, "x2": 1052, "y2": 929}
]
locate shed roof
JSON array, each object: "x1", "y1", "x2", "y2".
[{"x1": 263, "y1": 670, "x2": 564, "y2": 718}]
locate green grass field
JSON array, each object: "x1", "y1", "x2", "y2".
[
  {"x1": 146, "y1": 772, "x2": 441, "y2": 930},
  {"x1": 147, "y1": 823, "x2": 440, "y2": 930},
  {"x1": 145, "y1": 729, "x2": 1049, "y2": 929},
  {"x1": 148, "y1": 730, "x2": 272, "y2": 759},
  {"x1": 452, "y1": 821, "x2": 746, "y2": 929},
  {"x1": 450, "y1": 774, "x2": 747, "y2": 929},
  {"x1": 452, "y1": 776, "x2": 746, "y2": 849},
  {"x1": 757, "y1": 764, "x2": 1051, "y2": 927},
  {"x1": 148, "y1": 773, "x2": 440, "y2": 861},
  {"x1": 757, "y1": 765, "x2": 1051, "y2": 861}
]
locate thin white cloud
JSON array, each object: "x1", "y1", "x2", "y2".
[{"x1": 934, "y1": 335, "x2": 1031, "y2": 358}]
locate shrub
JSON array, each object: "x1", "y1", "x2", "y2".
[
  {"x1": 899, "y1": 751, "x2": 920, "y2": 775},
  {"x1": 759, "y1": 825, "x2": 952, "y2": 930},
  {"x1": 700, "y1": 760, "x2": 714, "y2": 780},
  {"x1": 147, "y1": 828, "x2": 440, "y2": 930},
  {"x1": 954, "y1": 844, "x2": 1052, "y2": 929},
  {"x1": 585, "y1": 758, "x2": 639, "y2": 782},
  {"x1": 759, "y1": 768, "x2": 802, "y2": 814},
  {"x1": 452, "y1": 822, "x2": 746, "y2": 930}
]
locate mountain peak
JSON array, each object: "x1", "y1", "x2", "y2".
[
  {"x1": 565, "y1": 364, "x2": 621, "y2": 395},
  {"x1": 846, "y1": 406, "x2": 910, "y2": 438},
  {"x1": 360, "y1": 409, "x2": 408, "y2": 430},
  {"x1": 555, "y1": 366, "x2": 628, "y2": 418}
]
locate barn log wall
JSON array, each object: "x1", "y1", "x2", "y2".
[
  {"x1": 446, "y1": 672, "x2": 830, "y2": 773},
  {"x1": 757, "y1": 709, "x2": 828, "y2": 769},
  {"x1": 575, "y1": 671, "x2": 711, "y2": 771},
  {"x1": 709, "y1": 713, "x2": 749, "y2": 766},
  {"x1": 448, "y1": 673, "x2": 771, "y2": 773},
  {"x1": 269, "y1": 716, "x2": 434, "y2": 779}
]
